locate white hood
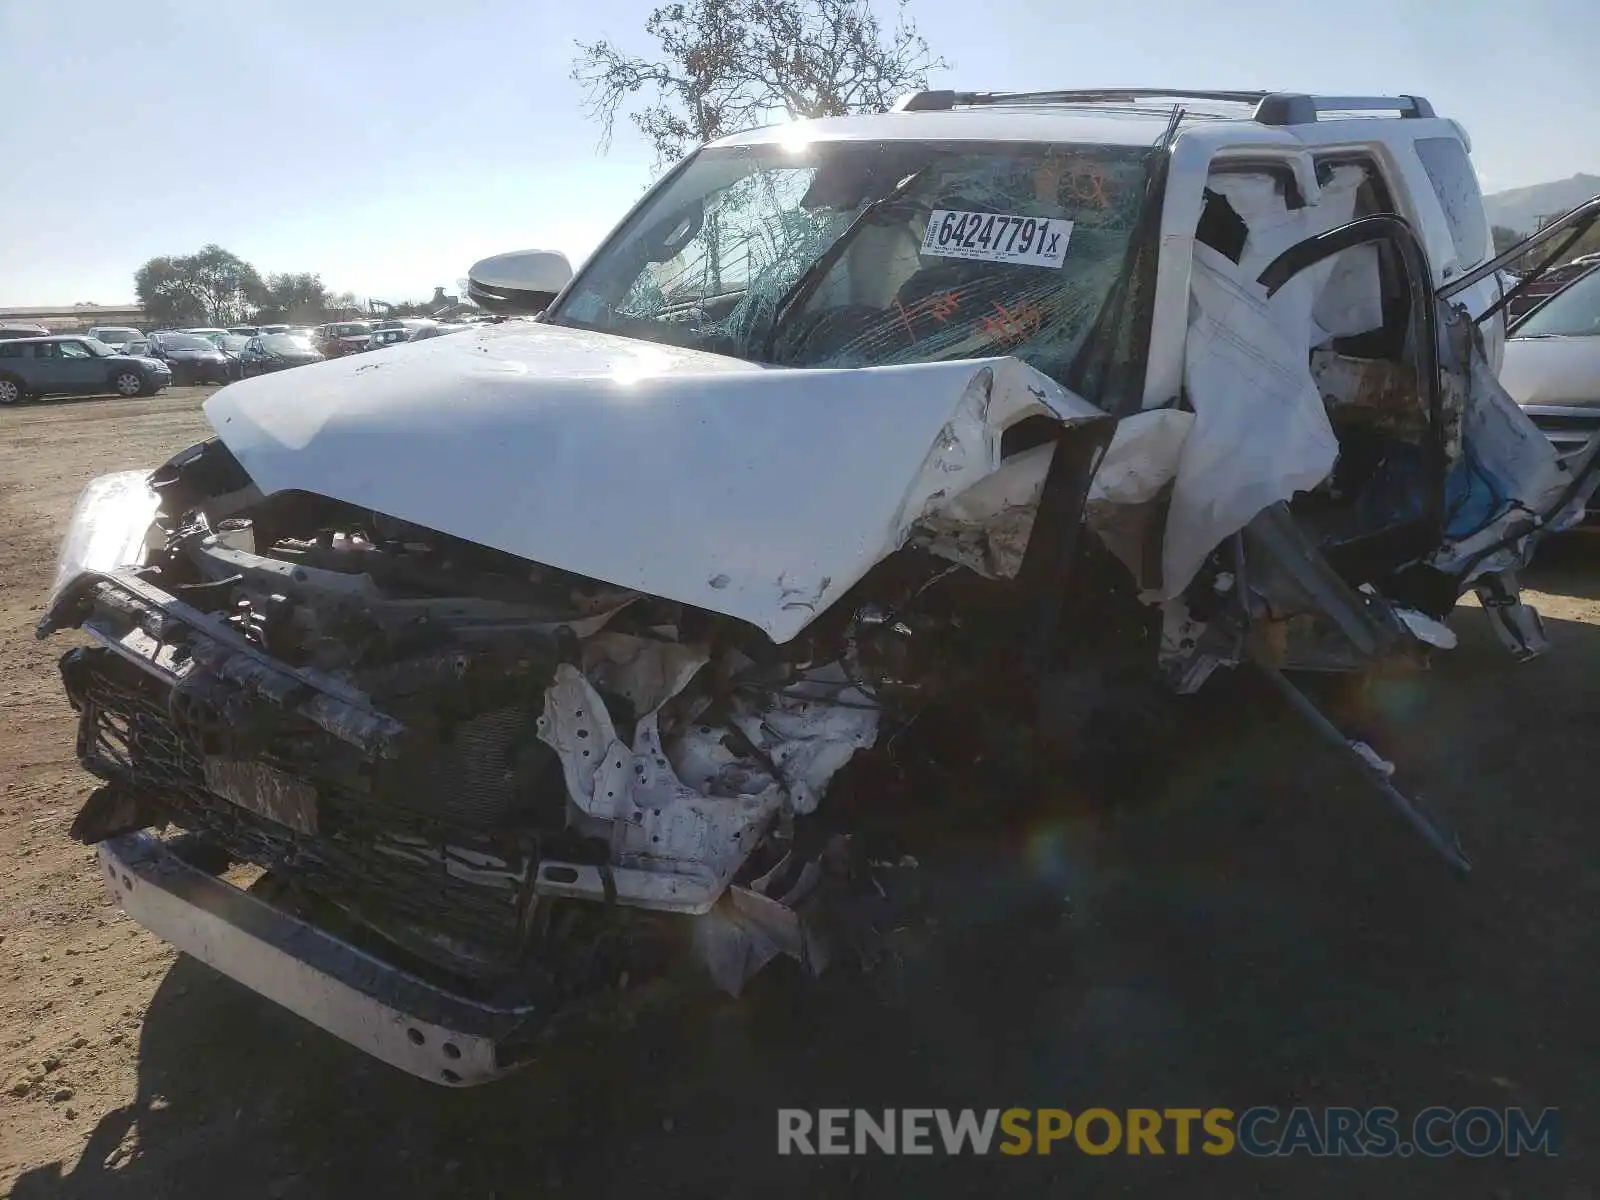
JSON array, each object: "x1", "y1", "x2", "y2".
[{"x1": 205, "y1": 322, "x2": 1103, "y2": 643}]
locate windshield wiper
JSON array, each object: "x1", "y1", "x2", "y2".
[{"x1": 760, "y1": 164, "x2": 936, "y2": 363}]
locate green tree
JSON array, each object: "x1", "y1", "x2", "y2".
[
  {"x1": 573, "y1": 0, "x2": 947, "y2": 167},
  {"x1": 134, "y1": 245, "x2": 266, "y2": 328},
  {"x1": 255, "y1": 272, "x2": 331, "y2": 324},
  {"x1": 132, "y1": 257, "x2": 206, "y2": 329}
]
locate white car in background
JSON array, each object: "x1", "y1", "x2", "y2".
[
  {"x1": 1500, "y1": 263, "x2": 1600, "y2": 516},
  {"x1": 85, "y1": 325, "x2": 143, "y2": 351}
]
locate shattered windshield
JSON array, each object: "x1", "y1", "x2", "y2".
[{"x1": 547, "y1": 138, "x2": 1155, "y2": 389}]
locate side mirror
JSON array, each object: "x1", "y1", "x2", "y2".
[{"x1": 466, "y1": 249, "x2": 574, "y2": 314}]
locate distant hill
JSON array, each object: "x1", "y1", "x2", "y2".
[{"x1": 1484, "y1": 174, "x2": 1600, "y2": 234}]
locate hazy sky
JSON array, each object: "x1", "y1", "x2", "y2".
[{"x1": 2, "y1": 0, "x2": 1596, "y2": 306}]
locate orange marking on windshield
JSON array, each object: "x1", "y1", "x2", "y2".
[
  {"x1": 892, "y1": 290, "x2": 963, "y2": 342},
  {"x1": 978, "y1": 299, "x2": 1044, "y2": 347},
  {"x1": 1063, "y1": 164, "x2": 1113, "y2": 209}
]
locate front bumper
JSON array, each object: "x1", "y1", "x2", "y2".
[{"x1": 97, "y1": 831, "x2": 545, "y2": 1086}]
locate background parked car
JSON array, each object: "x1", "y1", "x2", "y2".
[
  {"x1": 237, "y1": 332, "x2": 324, "y2": 377},
  {"x1": 365, "y1": 326, "x2": 412, "y2": 350},
  {"x1": 0, "y1": 323, "x2": 51, "y2": 342},
  {"x1": 84, "y1": 326, "x2": 143, "y2": 351},
  {"x1": 314, "y1": 321, "x2": 374, "y2": 357},
  {"x1": 146, "y1": 331, "x2": 231, "y2": 384},
  {"x1": 0, "y1": 335, "x2": 170, "y2": 404},
  {"x1": 1500, "y1": 262, "x2": 1600, "y2": 518},
  {"x1": 1506, "y1": 259, "x2": 1597, "y2": 322},
  {"x1": 184, "y1": 327, "x2": 232, "y2": 344},
  {"x1": 405, "y1": 321, "x2": 469, "y2": 342},
  {"x1": 213, "y1": 333, "x2": 252, "y2": 380},
  {"x1": 227, "y1": 326, "x2": 259, "y2": 337}
]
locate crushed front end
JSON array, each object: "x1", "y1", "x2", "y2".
[
  {"x1": 44, "y1": 496, "x2": 877, "y2": 1083},
  {"x1": 40, "y1": 350, "x2": 1117, "y2": 1084}
]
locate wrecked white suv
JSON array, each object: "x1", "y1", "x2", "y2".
[{"x1": 40, "y1": 89, "x2": 1600, "y2": 1085}]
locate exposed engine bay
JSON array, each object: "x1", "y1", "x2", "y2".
[{"x1": 50, "y1": 426, "x2": 1146, "y2": 1005}]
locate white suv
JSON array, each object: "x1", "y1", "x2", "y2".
[
  {"x1": 37, "y1": 89, "x2": 1600, "y2": 1085},
  {"x1": 84, "y1": 325, "x2": 144, "y2": 351}
]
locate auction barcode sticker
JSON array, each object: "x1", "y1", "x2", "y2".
[{"x1": 920, "y1": 210, "x2": 1073, "y2": 268}]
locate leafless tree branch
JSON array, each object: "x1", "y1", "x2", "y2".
[{"x1": 571, "y1": 0, "x2": 948, "y2": 168}]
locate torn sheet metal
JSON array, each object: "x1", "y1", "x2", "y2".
[
  {"x1": 1074, "y1": 408, "x2": 1194, "y2": 586},
  {"x1": 537, "y1": 641, "x2": 876, "y2": 916},
  {"x1": 899, "y1": 360, "x2": 1109, "y2": 576},
  {"x1": 908, "y1": 441, "x2": 1054, "y2": 579},
  {"x1": 1087, "y1": 408, "x2": 1193, "y2": 506},
  {"x1": 910, "y1": 396, "x2": 1177, "y2": 581}
]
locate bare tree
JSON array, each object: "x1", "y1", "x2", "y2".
[{"x1": 573, "y1": 0, "x2": 948, "y2": 166}]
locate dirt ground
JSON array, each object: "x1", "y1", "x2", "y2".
[{"x1": 0, "y1": 386, "x2": 1596, "y2": 1198}]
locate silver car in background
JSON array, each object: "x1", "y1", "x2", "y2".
[{"x1": 1500, "y1": 263, "x2": 1600, "y2": 516}]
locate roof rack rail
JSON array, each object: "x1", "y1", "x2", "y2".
[
  {"x1": 1251, "y1": 92, "x2": 1435, "y2": 124},
  {"x1": 891, "y1": 88, "x2": 1436, "y2": 125},
  {"x1": 893, "y1": 88, "x2": 1268, "y2": 112}
]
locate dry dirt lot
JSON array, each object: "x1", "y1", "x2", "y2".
[{"x1": 0, "y1": 386, "x2": 1597, "y2": 1198}]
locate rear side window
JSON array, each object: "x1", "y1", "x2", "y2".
[
  {"x1": 0, "y1": 343, "x2": 19, "y2": 358},
  {"x1": 1415, "y1": 136, "x2": 1489, "y2": 269}
]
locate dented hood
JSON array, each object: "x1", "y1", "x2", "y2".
[{"x1": 205, "y1": 322, "x2": 1102, "y2": 643}]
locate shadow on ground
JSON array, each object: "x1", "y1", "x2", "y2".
[{"x1": 13, "y1": 579, "x2": 1600, "y2": 1198}]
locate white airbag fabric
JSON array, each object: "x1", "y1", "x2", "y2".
[
  {"x1": 1163, "y1": 246, "x2": 1340, "y2": 597},
  {"x1": 1160, "y1": 167, "x2": 1371, "y2": 597}
]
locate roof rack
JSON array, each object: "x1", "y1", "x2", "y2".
[{"x1": 892, "y1": 89, "x2": 1436, "y2": 126}]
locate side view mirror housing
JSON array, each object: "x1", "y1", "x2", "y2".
[{"x1": 466, "y1": 249, "x2": 574, "y2": 315}]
